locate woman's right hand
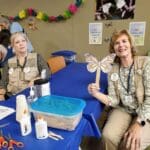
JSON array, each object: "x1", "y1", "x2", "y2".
[
  {"x1": 88, "y1": 83, "x2": 100, "y2": 96},
  {"x1": 88, "y1": 83, "x2": 111, "y2": 106}
]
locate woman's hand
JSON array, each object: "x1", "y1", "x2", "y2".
[
  {"x1": 28, "y1": 80, "x2": 34, "y2": 87},
  {"x1": 28, "y1": 77, "x2": 41, "y2": 87},
  {"x1": 88, "y1": 83, "x2": 112, "y2": 106},
  {"x1": 122, "y1": 122, "x2": 142, "y2": 150},
  {"x1": 88, "y1": 83, "x2": 99, "y2": 96}
]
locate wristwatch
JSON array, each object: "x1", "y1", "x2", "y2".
[{"x1": 136, "y1": 118, "x2": 146, "y2": 127}]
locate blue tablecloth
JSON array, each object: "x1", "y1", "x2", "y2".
[
  {"x1": 0, "y1": 62, "x2": 108, "y2": 150},
  {"x1": 51, "y1": 62, "x2": 108, "y2": 120}
]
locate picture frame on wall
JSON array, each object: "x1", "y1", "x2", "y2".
[{"x1": 95, "y1": 0, "x2": 136, "y2": 20}]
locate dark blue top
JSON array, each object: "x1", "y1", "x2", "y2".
[{"x1": 0, "y1": 47, "x2": 14, "y2": 68}]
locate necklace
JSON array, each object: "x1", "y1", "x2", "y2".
[{"x1": 119, "y1": 62, "x2": 134, "y2": 94}]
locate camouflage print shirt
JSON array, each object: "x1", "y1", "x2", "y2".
[{"x1": 108, "y1": 59, "x2": 150, "y2": 121}]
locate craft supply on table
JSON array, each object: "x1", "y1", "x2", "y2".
[
  {"x1": 5, "y1": 134, "x2": 24, "y2": 150},
  {"x1": 48, "y1": 131, "x2": 64, "y2": 141},
  {"x1": 16, "y1": 94, "x2": 29, "y2": 122},
  {"x1": 34, "y1": 78, "x2": 51, "y2": 97},
  {"x1": 30, "y1": 95, "x2": 86, "y2": 131},
  {"x1": 85, "y1": 53, "x2": 116, "y2": 89},
  {"x1": 20, "y1": 110, "x2": 32, "y2": 136},
  {"x1": 0, "y1": 105, "x2": 15, "y2": 120},
  {"x1": 27, "y1": 86, "x2": 38, "y2": 103},
  {"x1": 35, "y1": 116, "x2": 48, "y2": 139},
  {"x1": 0, "y1": 130, "x2": 8, "y2": 149}
]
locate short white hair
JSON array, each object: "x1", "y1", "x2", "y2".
[{"x1": 10, "y1": 32, "x2": 29, "y2": 47}]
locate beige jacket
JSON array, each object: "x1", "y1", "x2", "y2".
[
  {"x1": 109, "y1": 56, "x2": 150, "y2": 105},
  {"x1": 7, "y1": 53, "x2": 39, "y2": 94}
]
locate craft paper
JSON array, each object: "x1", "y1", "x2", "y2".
[
  {"x1": 85, "y1": 53, "x2": 116, "y2": 89},
  {"x1": 0, "y1": 105, "x2": 15, "y2": 120}
]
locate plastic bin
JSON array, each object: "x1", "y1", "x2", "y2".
[
  {"x1": 51, "y1": 50, "x2": 77, "y2": 65},
  {"x1": 30, "y1": 95, "x2": 86, "y2": 131}
]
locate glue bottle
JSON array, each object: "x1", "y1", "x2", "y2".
[
  {"x1": 20, "y1": 110, "x2": 32, "y2": 136},
  {"x1": 16, "y1": 94, "x2": 29, "y2": 122},
  {"x1": 35, "y1": 116, "x2": 48, "y2": 139},
  {"x1": 28, "y1": 86, "x2": 37, "y2": 103}
]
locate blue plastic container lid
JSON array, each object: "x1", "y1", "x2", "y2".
[
  {"x1": 30, "y1": 95, "x2": 86, "y2": 116},
  {"x1": 51, "y1": 50, "x2": 76, "y2": 57}
]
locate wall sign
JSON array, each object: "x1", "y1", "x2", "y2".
[{"x1": 89, "y1": 23, "x2": 103, "y2": 44}]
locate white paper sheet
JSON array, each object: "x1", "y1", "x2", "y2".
[{"x1": 0, "y1": 105, "x2": 15, "y2": 120}]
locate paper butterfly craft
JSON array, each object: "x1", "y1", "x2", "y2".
[{"x1": 85, "y1": 53, "x2": 116, "y2": 89}]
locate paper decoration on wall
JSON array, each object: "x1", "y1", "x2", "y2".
[
  {"x1": 27, "y1": 16, "x2": 38, "y2": 30},
  {"x1": 89, "y1": 23, "x2": 103, "y2": 44},
  {"x1": 95, "y1": 0, "x2": 136, "y2": 20},
  {"x1": 85, "y1": 53, "x2": 116, "y2": 89},
  {"x1": 105, "y1": 21, "x2": 112, "y2": 28},
  {"x1": 1, "y1": 0, "x2": 84, "y2": 23},
  {"x1": 129, "y1": 22, "x2": 146, "y2": 46},
  {"x1": 104, "y1": 37, "x2": 110, "y2": 43}
]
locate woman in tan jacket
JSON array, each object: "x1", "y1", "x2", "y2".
[
  {"x1": 0, "y1": 32, "x2": 50, "y2": 100},
  {"x1": 88, "y1": 29, "x2": 150, "y2": 150}
]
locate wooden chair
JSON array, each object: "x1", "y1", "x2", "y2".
[{"x1": 47, "y1": 56, "x2": 66, "y2": 74}]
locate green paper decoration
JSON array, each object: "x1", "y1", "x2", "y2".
[{"x1": 2, "y1": 0, "x2": 84, "y2": 23}]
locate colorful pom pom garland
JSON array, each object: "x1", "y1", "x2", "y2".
[{"x1": 2, "y1": 0, "x2": 84, "y2": 23}]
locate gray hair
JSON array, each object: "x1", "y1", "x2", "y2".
[{"x1": 10, "y1": 32, "x2": 29, "y2": 47}]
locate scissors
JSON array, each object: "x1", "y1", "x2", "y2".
[
  {"x1": 48, "y1": 131, "x2": 64, "y2": 141},
  {"x1": 5, "y1": 134, "x2": 24, "y2": 150},
  {"x1": 0, "y1": 130, "x2": 8, "y2": 149}
]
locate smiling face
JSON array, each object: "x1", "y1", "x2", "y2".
[
  {"x1": 113, "y1": 34, "x2": 132, "y2": 59},
  {"x1": 109, "y1": 29, "x2": 136, "y2": 63}
]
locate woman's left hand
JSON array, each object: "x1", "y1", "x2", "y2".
[
  {"x1": 28, "y1": 80, "x2": 34, "y2": 87},
  {"x1": 28, "y1": 77, "x2": 41, "y2": 87},
  {"x1": 122, "y1": 122, "x2": 142, "y2": 150}
]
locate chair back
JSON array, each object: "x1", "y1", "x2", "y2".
[{"x1": 47, "y1": 56, "x2": 66, "y2": 74}]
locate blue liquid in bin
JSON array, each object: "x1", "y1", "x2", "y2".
[{"x1": 30, "y1": 95, "x2": 86, "y2": 116}]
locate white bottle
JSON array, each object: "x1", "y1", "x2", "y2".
[
  {"x1": 35, "y1": 117, "x2": 48, "y2": 139},
  {"x1": 16, "y1": 94, "x2": 29, "y2": 122},
  {"x1": 27, "y1": 86, "x2": 37, "y2": 103},
  {"x1": 20, "y1": 110, "x2": 32, "y2": 136}
]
